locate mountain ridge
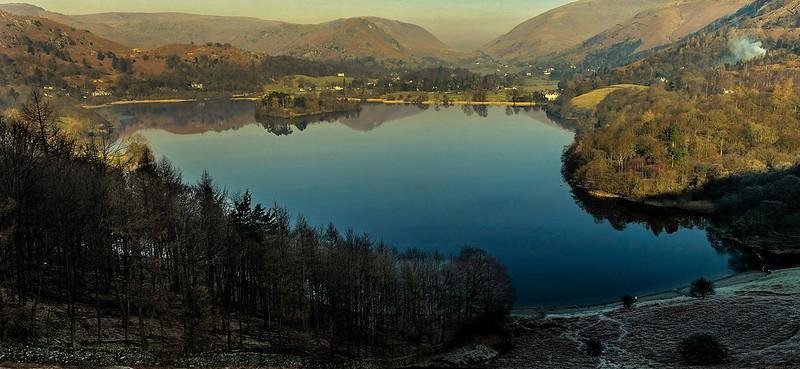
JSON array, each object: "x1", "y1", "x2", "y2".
[
  {"x1": 480, "y1": 0, "x2": 676, "y2": 62},
  {"x1": 0, "y1": 3, "x2": 464, "y2": 62},
  {"x1": 558, "y1": 0, "x2": 751, "y2": 68},
  {"x1": 482, "y1": 0, "x2": 751, "y2": 66}
]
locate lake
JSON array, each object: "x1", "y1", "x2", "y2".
[{"x1": 99, "y1": 100, "x2": 740, "y2": 307}]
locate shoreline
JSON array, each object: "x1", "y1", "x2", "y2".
[
  {"x1": 81, "y1": 96, "x2": 537, "y2": 109},
  {"x1": 348, "y1": 97, "x2": 537, "y2": 107},
  {"x1": 513, "y1": 269, "x2": 772, "y2": 318},
  {"x1": 81, "y1": 96, "x2": 261, "y2": 109},
  {"x1": 583, "y1": 188, "x2": 717, "y2": 214}
]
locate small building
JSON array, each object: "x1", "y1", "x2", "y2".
[{"x1": 544, "y1": 92, "x2": 560, "y2": 101}]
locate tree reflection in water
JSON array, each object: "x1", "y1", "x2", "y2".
[{"x1": 569, "y1": 188, "x2": 767, "y2": 273}]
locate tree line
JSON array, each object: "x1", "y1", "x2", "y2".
[{"x1": 0, "y1": 91, "x2": 515, "y2": 360}]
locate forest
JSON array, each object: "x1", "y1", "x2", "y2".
[
  {"x1": 559, "y1": 22, "x2": 800, "y2": 200},
  {"x1": 0, "y1": 92, "x2": 515, "y2": 363}
]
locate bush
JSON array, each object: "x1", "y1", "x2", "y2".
[
  {"x1": 679, "y1": 333, "x2": 727, "y2": 365},
  {"x1": 621, "y1": 294, "x2": 636, "y2": 309},
  {"x1": 0, "y1": 305, "x2": 40, "y2": 343},
  {"x1": 585, "y1": 338, "x2": 603, "y2": 357},
  {"x1": 689, "y1": 277, "x2": 715, "y2": 299}
]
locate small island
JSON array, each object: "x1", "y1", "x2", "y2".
[{"x1": 255, "y1": 91, "x2": 361, "y2": 119}]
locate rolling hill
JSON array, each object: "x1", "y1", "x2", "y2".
[
  {"x1": 0, "y1": 9, "x2": 274, "y2": 94},
  {"x1": 0, "y1": 3, "x2": 463, "y2": 62},
  {"x1": 481, "y1": 0, "x2": 750, "y2": 65},
  {"x1": 0, "y1": 9, "x2": 129, "y2": 86}
]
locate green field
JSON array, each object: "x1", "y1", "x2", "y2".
[
  {"x1": 518, "y1": 76, "x2": 560, "y2": 91},
  {"x1": 568, "y1": 84, "x2": 648, "y2": 110}
]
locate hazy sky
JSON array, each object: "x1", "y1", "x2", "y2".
[{"x1": 25, "y1": 0, "x2": 573, "y2": 49}]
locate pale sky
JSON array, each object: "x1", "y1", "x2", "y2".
[{"x1": 24, "y1": 0, "x2": 573, "y2": 49}]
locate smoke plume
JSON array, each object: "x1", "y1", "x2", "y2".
[{"x1": 728, "y1": 37, "x2": 767, "y2": 62}]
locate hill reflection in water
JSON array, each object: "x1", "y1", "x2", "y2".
[{"x1": 98, "y1": 99, "x2": 560, "y2": 137}]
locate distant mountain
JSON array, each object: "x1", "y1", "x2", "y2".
[
  {"x1": 481, "y1": 0, "x2": 675, "y2": 62},
  {"x1": 288, "y1": 17, "x2": 464, "y2": 61},
  {"x1": 0, "y1": 9, "x2": 272, "y2": 91},
  {"x1": 558, "y1": 0, "x2": 750, "y2": 68},
  {"x1": 0, "y1": 3, "x2": 463, "y2": 62},
  {"x1": 607, "y1": 0, "x2": 800, "y2": 78},
  {"x1": 481, "y1": 0, "x2": 750, "y2": 65}
]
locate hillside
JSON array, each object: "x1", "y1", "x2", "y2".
[
  {"x1": 0, "y1": 9, "x2": 271, "y2": 90},
  {"x1": 558, "y1": 0, "x2": 750, "y2": 68},
  {"x1": 275, "y1": 17, "x2": 463, "y2": 61},
  {"x1": 0, "y1": 10, "x2": 129, "y2": 87},
  {"x1": 480, "y1": 0, "x2": 675, "y2": 62},
  {"x1": 0, "y1": 3, "x2": 463, "y2": 62},
  {"x1": 559, "y1": 0, "x2": 800, "y2": 253}
]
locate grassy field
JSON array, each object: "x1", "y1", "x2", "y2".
[
  {"x1": 518, "y1": 76, "x2": 560, "y2": 91},
  {"x1": 569, "y1": 84, "x2": 648, "y2": 110}
]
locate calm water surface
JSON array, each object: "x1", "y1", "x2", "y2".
[{"x1": 100, "y1": 101, "x2": 736, "y2": 307}]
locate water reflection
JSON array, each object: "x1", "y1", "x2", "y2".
[
  {"x1": 96, "y1": 99, "x2": 258, "y2": 137},
  {"x1": 570, "y1": 189, "x2": 764, "y2": 273},
  {"x1": 99, "y1": 99, "x2": 560, "y2": 138}
]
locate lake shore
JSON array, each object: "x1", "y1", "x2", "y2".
[
  {"x1": 81, "y1": 96, "x2": 537, "y2": 109},
  {"x1": 80, "y1": 96, "x2": 261, "y2": 109},
  {"x1": 513, "y1": 269, "x2": 771, "y2": 319},
  {"x1": 496, "y1": 267, "x2": 800, "y2": 368},
  {"x1": 347, "y1": 97, "x2": 537, "y2": 106},
  {"x1": 577, "y1": 188, "x2": 718, "y2": 214}
]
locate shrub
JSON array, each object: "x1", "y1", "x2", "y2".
[
  {"x1": 679, "y1": 333, "x2": 727, "y2": 365},
  {"x1": 0, "y1": 305, "x2": 40, "y2": 343},
  {"x1": 585, "y1": 338, "x2": 603, "y2": 357},
  {"x1": 689, "y1": 277, "x2": 715, "y2": 299},
  {"x1": 621, "y1": 294, "x2": 636, "y2": 309}
]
